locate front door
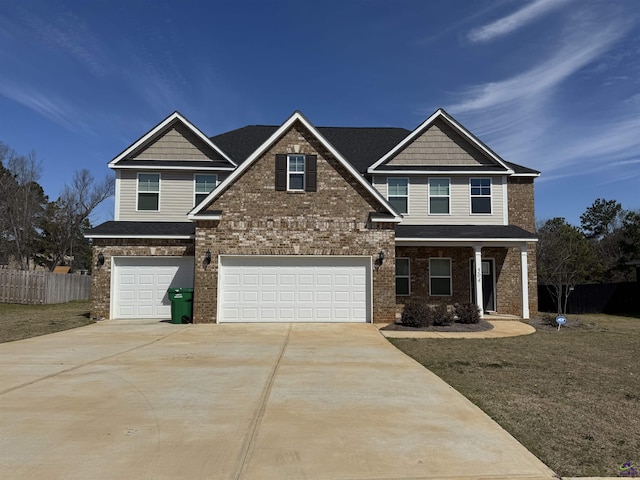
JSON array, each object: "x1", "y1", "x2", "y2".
[{"x1": 470, "y1": 259, "x2": 496, "y2": 312}]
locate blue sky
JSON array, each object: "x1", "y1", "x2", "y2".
[{"x1": 1, "y1": 0, "x2": 638, "y2": 226}]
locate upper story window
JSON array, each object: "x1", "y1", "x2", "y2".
[
  {"x1": 288, "y1": 155, "x2": 305, "y2": 191},
  {"x1": 275, "y1": 154, "x2": 317, "y2": 192},
  {"x1": 194, "y1": 174, "x2": 218, "y2": 206},
  {"x1": 396, "y1": 258, "x2": 410, "y2": 296},
  {"x1": 470, "y1": 178, "x2": 491, "y2": 214},
  {"x1": 429, "y1": 178, "x2": 450, "y2": 215},
  {"x1": 137, "y1": 173, "x2": 160, "y2": 211},
  {"x1": 429, "y1": 258, "x2": 452, "y2": 296},
  {"x1": 387, "y1": 178, "x2": 408, "y2": 214}
]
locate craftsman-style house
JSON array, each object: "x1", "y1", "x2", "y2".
[{"x1": 86, "y1": 109, "x2": 538, "y2": 323}]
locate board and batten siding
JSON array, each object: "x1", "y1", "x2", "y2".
[
  {"x1": 373, "y1": 175, "x2": 506, "y2": 225},
  {"x1": 117, "y1": 170, "x2": 228, "y2": 221}
]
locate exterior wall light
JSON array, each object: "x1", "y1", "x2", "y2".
[
  {"x1": 96, "y1": 252, "x2": 105, "y2": 268},
  {"x1": 204, "y1": 249, "x2": 212, "y2": 266},
  {"x1": 375, "y1": 250, "x2": 385, "y2": 271}
]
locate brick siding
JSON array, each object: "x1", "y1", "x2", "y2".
[
  {"x1": 89, "y1": 239, "x2": 194, "y2": 320},
  {"x1": 395, "y1": 244, "x2": 537, "y2": 317},
  {"x1": 193, "y1": 121, "x2": 396, "y2": 323}
]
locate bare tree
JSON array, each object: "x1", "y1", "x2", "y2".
[
  {"x1": 40, "y1": 169, "x2": 114, "y2": 270},
  {"x1": 0, "y1": 145, "x2": 47, "y2": 270},
  {"x1": 537, "y1": 217, "x2": 599, "y2": 314}
]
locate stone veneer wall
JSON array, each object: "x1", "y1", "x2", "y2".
[
  {"x1": 193, "y1": 121, "x2": 397, "y2": 324},
  {"x1": 90, "y1": 239, "x2": 194, "y2": 320}
]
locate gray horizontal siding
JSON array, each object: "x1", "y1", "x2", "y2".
[
  {"x1": 118, "y1": 171, "x2": 228, "y2": 221},
  {"x1": 373, "y1": 175, "x2": 505, "y2": 226},
  {"x1": 387, "y1": 119, "x2": 494, "y2": 167}
]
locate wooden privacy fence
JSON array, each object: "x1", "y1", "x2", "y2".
[
  {"x1": 538, "y1": 282, "x2": 640, "y2": 315},
  {"x1": 0, "y1": 270, "x2": 92, "y2": 305}
]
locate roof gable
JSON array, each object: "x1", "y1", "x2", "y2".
[
  {"x1": 190, "y1": 111, "x2": 401, "y2": 220},
  {"x1": 368, "y1": 109, "x2": 514, "y2": 174},
  {"x1": 109, "y1": 112, "x2": 236, "y2": 170}
]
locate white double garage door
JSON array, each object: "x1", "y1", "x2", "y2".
[{"x1": 112, "y1": 255, "x2": 371, "y2": 322}]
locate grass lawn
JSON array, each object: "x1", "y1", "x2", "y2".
[
  {"x1": 0, "y1": 301, "x2": 93, "y2": 343},
  {"x1": 389, "y1": 314, "x2": 640, "y2": 478}
]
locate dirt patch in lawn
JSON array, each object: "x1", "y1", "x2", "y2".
[
  {"x1": 389, "y1": 313, "x2": 640, "y2": 478},
  {"x1": 380, "y1": 320, "x2": 494, "y2": 332},
  {"x1": 0, "y1": 301, "x2": 93, "y2": 343}
]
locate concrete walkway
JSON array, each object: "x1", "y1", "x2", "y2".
[
  {"x1": 378, "y1": 319, "x2": 536, "y2": 338},
  {"x1": 0, "y1": 321, "x2": 556, "y2": 479}
]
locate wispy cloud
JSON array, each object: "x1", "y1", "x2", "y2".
[
  {"x1": 468, "y1": 0, "x2": 573, "y2": 43},
  {"x1": 18, "y1": 7, "x2": 108, "y2": 77},
  {"x1": 453, "y1": 20, "x2": 626, "y2": 114},
  {"x1": 0, "y1": 80, "x2": 94, "y2": 134}
]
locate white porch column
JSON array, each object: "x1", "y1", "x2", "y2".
[
  {"x1": 473, "y1": 245, "x2": 484, "y2": 318},
  {"x1": 520, "y1": 243, "x2": 530, "y2": 319}
]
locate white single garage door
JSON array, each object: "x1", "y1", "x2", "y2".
[
  {"x1": 112, "y1": 256, "x2": 194, "y2": 319},
  {"x1": 218, "y1": 256, "x2": 371, "y2": 323}
]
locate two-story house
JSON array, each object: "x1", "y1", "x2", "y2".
[{"x1": 86, "y1": 109, "x2": 538, "y2": 323}]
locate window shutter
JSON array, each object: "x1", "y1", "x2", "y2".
[
  {"x1": 275, "y1": 154, "x2": 287, "y2": 191},
  {"x1": 305, "y1": 155, "x2": 317, "y2": 192}
]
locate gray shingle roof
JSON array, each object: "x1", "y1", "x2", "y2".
[
  {"x1": 396, "y1": 224, "x2": 536, "y2": 240},
  {"x1": 212, "y1": 125, "x2": 411, "y2": 174},
  {"x1": 85, "y1": 221, "x2": 195, "y2": 237},
  {"x1": 211, "y1": 124, "x2": 538, "y2": 175}
]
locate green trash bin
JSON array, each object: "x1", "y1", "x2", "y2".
[{"x1": 167, "y1": 287, "x2": 194, "y2": 324}]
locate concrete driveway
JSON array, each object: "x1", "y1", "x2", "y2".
[{"x1": 0, "y1": 321, "x2": 556, "y2": 480}]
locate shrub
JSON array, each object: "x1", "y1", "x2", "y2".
[
  {"x1": 455, "y1": 303, "x2": 481, "y2": 324},
  {"x1": 430, "y1": 304, "x2": 454, "y2": 326},
  {"x1": 401, "y1": 302, "x2": 432, "y2": 328}
]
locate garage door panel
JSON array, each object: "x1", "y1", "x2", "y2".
[
  {"x1": 262, "y1": 274, "x2": 277, "y2": 285},
  {"x1": 219, "y1": 256, "x2": 370, "y2": 323},
  {"x1": 138, "y1": 290, "x2": 154, "y2": 301},
  {"x1": 113, "y1": 257, "x2": 194, "y2": 319}
]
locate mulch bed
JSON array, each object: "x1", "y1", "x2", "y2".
[{"x1": 380, "y1": 320, "x2": 494, "y2": 332}]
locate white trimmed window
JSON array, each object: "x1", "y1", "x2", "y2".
[
  {"x1": 429, "y1": 258, "x2": 452, "y2": 296},
  {"x1": 429, "y1": 178, "x2": 450, "y2": 215},
  {"x1": 396, "y1": 258, "x2": 410, "y2": 296},
  {"x1": 137, "y1": 173, "x2": 160, "y2": 211},
  {"x1": 387, "y1": 178, "x2": 408, "y2": 214},
  {"x1": 194, "y1": 174, "x2": 218, "y2": 206},
  {"x1": 288, "y1": 155, "x2": 305, "y2": 191},
  {"x1": 470, "y1": 178, "x2": 492, "y2": 214}
]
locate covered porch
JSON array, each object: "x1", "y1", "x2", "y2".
[{"x1": 394, "y1": 225, "x2": 538, "y2": 319}]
